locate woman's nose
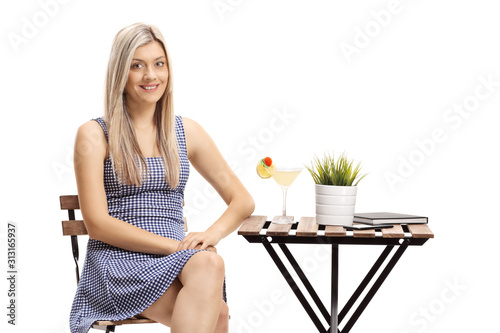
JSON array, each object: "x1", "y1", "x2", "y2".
[{"x1": 143, "y1": 66, "x2": 156, "y2": 80}]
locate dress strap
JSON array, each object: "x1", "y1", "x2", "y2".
[
  {"x1": 174, "y1": 115, "x2": 187, "y2": 151},
  {"x1": 92, "y1": 117, "x2": 109, "y2": 142}
]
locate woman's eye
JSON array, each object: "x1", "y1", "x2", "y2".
[
  {"x1": 132, "y1": 63, "x2": 143, "y2": 69},
  {"x1": 156, "y1": 61, "x2": 165, "y2": 67}
]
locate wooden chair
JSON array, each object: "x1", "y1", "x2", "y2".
[{"x1": 60, "y1": 195, "x2": 189, "y2": 332}]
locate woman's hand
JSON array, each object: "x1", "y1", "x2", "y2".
[
  {"x1": 177, "y1": 231, "x2": 222, "y2": 252},
  {"x1": 196, "y1": 244, "x2": 217, "y2": 253}
]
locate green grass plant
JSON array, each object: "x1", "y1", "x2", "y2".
[{"x1": 305, "y1": 152, "x2": 367, "y2": 186}]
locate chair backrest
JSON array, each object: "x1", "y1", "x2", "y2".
[
  {"x1": 60, "y1": 194, "x2": 158, "y2": 329},
  {"x1": 60, "y1": 195, "x2": 86, "y2": 284},
  {"x1": 60, "y1": 195, "x2": 88, "y2": 235},
  {"x1": 60, "y1": 195, "x2": 188, "y2": 284}
]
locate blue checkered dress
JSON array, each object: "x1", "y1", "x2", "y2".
[{"x1": 69, "y1": 115, "x2": 212, "y2": 333}]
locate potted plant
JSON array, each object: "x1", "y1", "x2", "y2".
[{"x1": 305, "y1": 152, "x2": 367, "y2": 226}]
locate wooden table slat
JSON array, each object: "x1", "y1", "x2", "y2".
[
  {"x1": 236, "y1": 215, "x2": 434, "y2": 241},
  {"x1": 353, "y1": 228, "x2": 376, "y2": 238},
  {"x1": 237, "y1": 215, "x2": 268, "y2": 236},
  {"x1": 324, "y1": 225, "x2": 346, "y2": 237},
  {"x1": 296, "y1": 217, "x2": 318, "y2": 237},
  {"x1": 381, "y1": 224, "x2": 405, "y2": 238},
  {"x1": 267, "y1": 216, "x2": 294, "y2": 236},
  {"x1": 407, "y1": 224, "x2": 434, "y2": 239}
]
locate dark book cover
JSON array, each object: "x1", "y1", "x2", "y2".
[{"x1": 353, "y1": 212, "x2": 428, "y2": 225}]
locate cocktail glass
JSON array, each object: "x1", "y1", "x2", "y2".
[{"x1": 272, "y1": 167, "x2": 302, "y2": 224}]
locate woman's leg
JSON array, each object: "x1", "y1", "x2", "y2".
[
  {"x1": 139, "y1": 251, "x2": 227, "y2": 333},
  {"x1": 138, "y1": 289, "x2": 229, "y2": 332},
  {"x1": 137, "y1": 277, "x2": 181, "y2": 326},
  {"x1": 172, "y1": 251, "x2": 225, "y2": 332},
  {"x1": 214, "y1": 300, "x2": 229, "y2": 333}
]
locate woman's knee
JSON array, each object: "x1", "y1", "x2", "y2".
[
  {"x1": 180, "y1": 251, "x2": 225, "y2": 285},
  {"x1": 194, "y1": 250, "x2": 224, "y2": 273},
  {"x1": 204, "y1": 251, "x2": 225, "y2": 274}
]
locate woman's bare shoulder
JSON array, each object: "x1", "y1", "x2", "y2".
[
  {"x1": 77, "y1": 119, "x2": 103, "y2": 132},
  {"x1": 75, "y1": 120, "x2": 108, "y2": 159},
  {"x1": 181, "y1": 117, "x2": 213, "y2": 159},
  {"x1": 181, "y1": 116, "x2": 198, "y2": 131},
  {"x1": 182, "y1": 116, "x2": 209, "y2": 135}
]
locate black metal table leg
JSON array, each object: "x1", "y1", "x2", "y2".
[
  {"x1": 261, "y1": 237, "x2": 327, "y2": 333},
  {"x1": 330, "y1": 244, "x2": 339, "y2": 333},
  {"x1": 338, "y1": 245, "x2": 394, "y2": 324},
  {"x1": 279, "y1": 244, "x2": 331, "y2": 323},
  {"x1": 259, "y1": 233, "x2": 413, "y2": 333},
  {"x1": 341, "y1": 240, "x2": 410, "y2": 333}
]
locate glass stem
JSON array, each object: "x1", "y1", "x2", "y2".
[{"x1": 282, "y1": 187, "x2": 288, "y2": 217}]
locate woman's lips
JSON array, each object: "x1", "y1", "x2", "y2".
[{"x1": 140, "y1": 84, "x2": 159, "y2": 92}]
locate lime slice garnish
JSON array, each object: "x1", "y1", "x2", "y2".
[{"x1": 256, "y1": 158, "x2": 276, "y2": 179}]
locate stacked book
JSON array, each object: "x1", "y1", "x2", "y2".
[
  {"x1": 344, "y1": 213, "x2": 428, "y2": 230},
  {"x1": 354, "y1": 212, "x2": 428, "y2": 225}
]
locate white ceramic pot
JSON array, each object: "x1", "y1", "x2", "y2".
[
  {"x1": 315, "y1": 185, "x2": 357, "y2": 226},
  {"x1": 316, "y1": 204, "x2": 355, "y2": 216}
]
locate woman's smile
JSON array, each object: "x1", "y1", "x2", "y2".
[{"x1": 139, "y1": 84, "x2": 160, "y2": 92}]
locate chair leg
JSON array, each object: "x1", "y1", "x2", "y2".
[{"x1": 92, "y1": 324, "x2": 115, "y2": 332}]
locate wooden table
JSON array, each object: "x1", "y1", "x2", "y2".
[{"x1": 238, "y1": 216, "x2": 434, "y2": 333}]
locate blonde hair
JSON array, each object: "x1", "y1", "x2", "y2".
[{"x1": 104, "y1": 23, "x2": 179, "y2": 188}]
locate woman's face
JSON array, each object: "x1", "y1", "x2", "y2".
[{"x1": 124, "y1": 41, "x2": 169, "y2": 109}]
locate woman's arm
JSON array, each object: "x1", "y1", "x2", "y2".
[
  {"x1": 177, "y1": 117, "x2": 255, "y2": 251},
  {"x1": 74, "y1": 121, "x2": 180, "y2": 255}
]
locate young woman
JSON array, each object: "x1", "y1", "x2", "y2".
[{"x1": 69, "y1": 23, "x2": 254, "y2": 333}]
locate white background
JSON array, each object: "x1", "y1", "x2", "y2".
[{"x1": 1, "y1": 0, "x2": 499, "y2": 332}]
